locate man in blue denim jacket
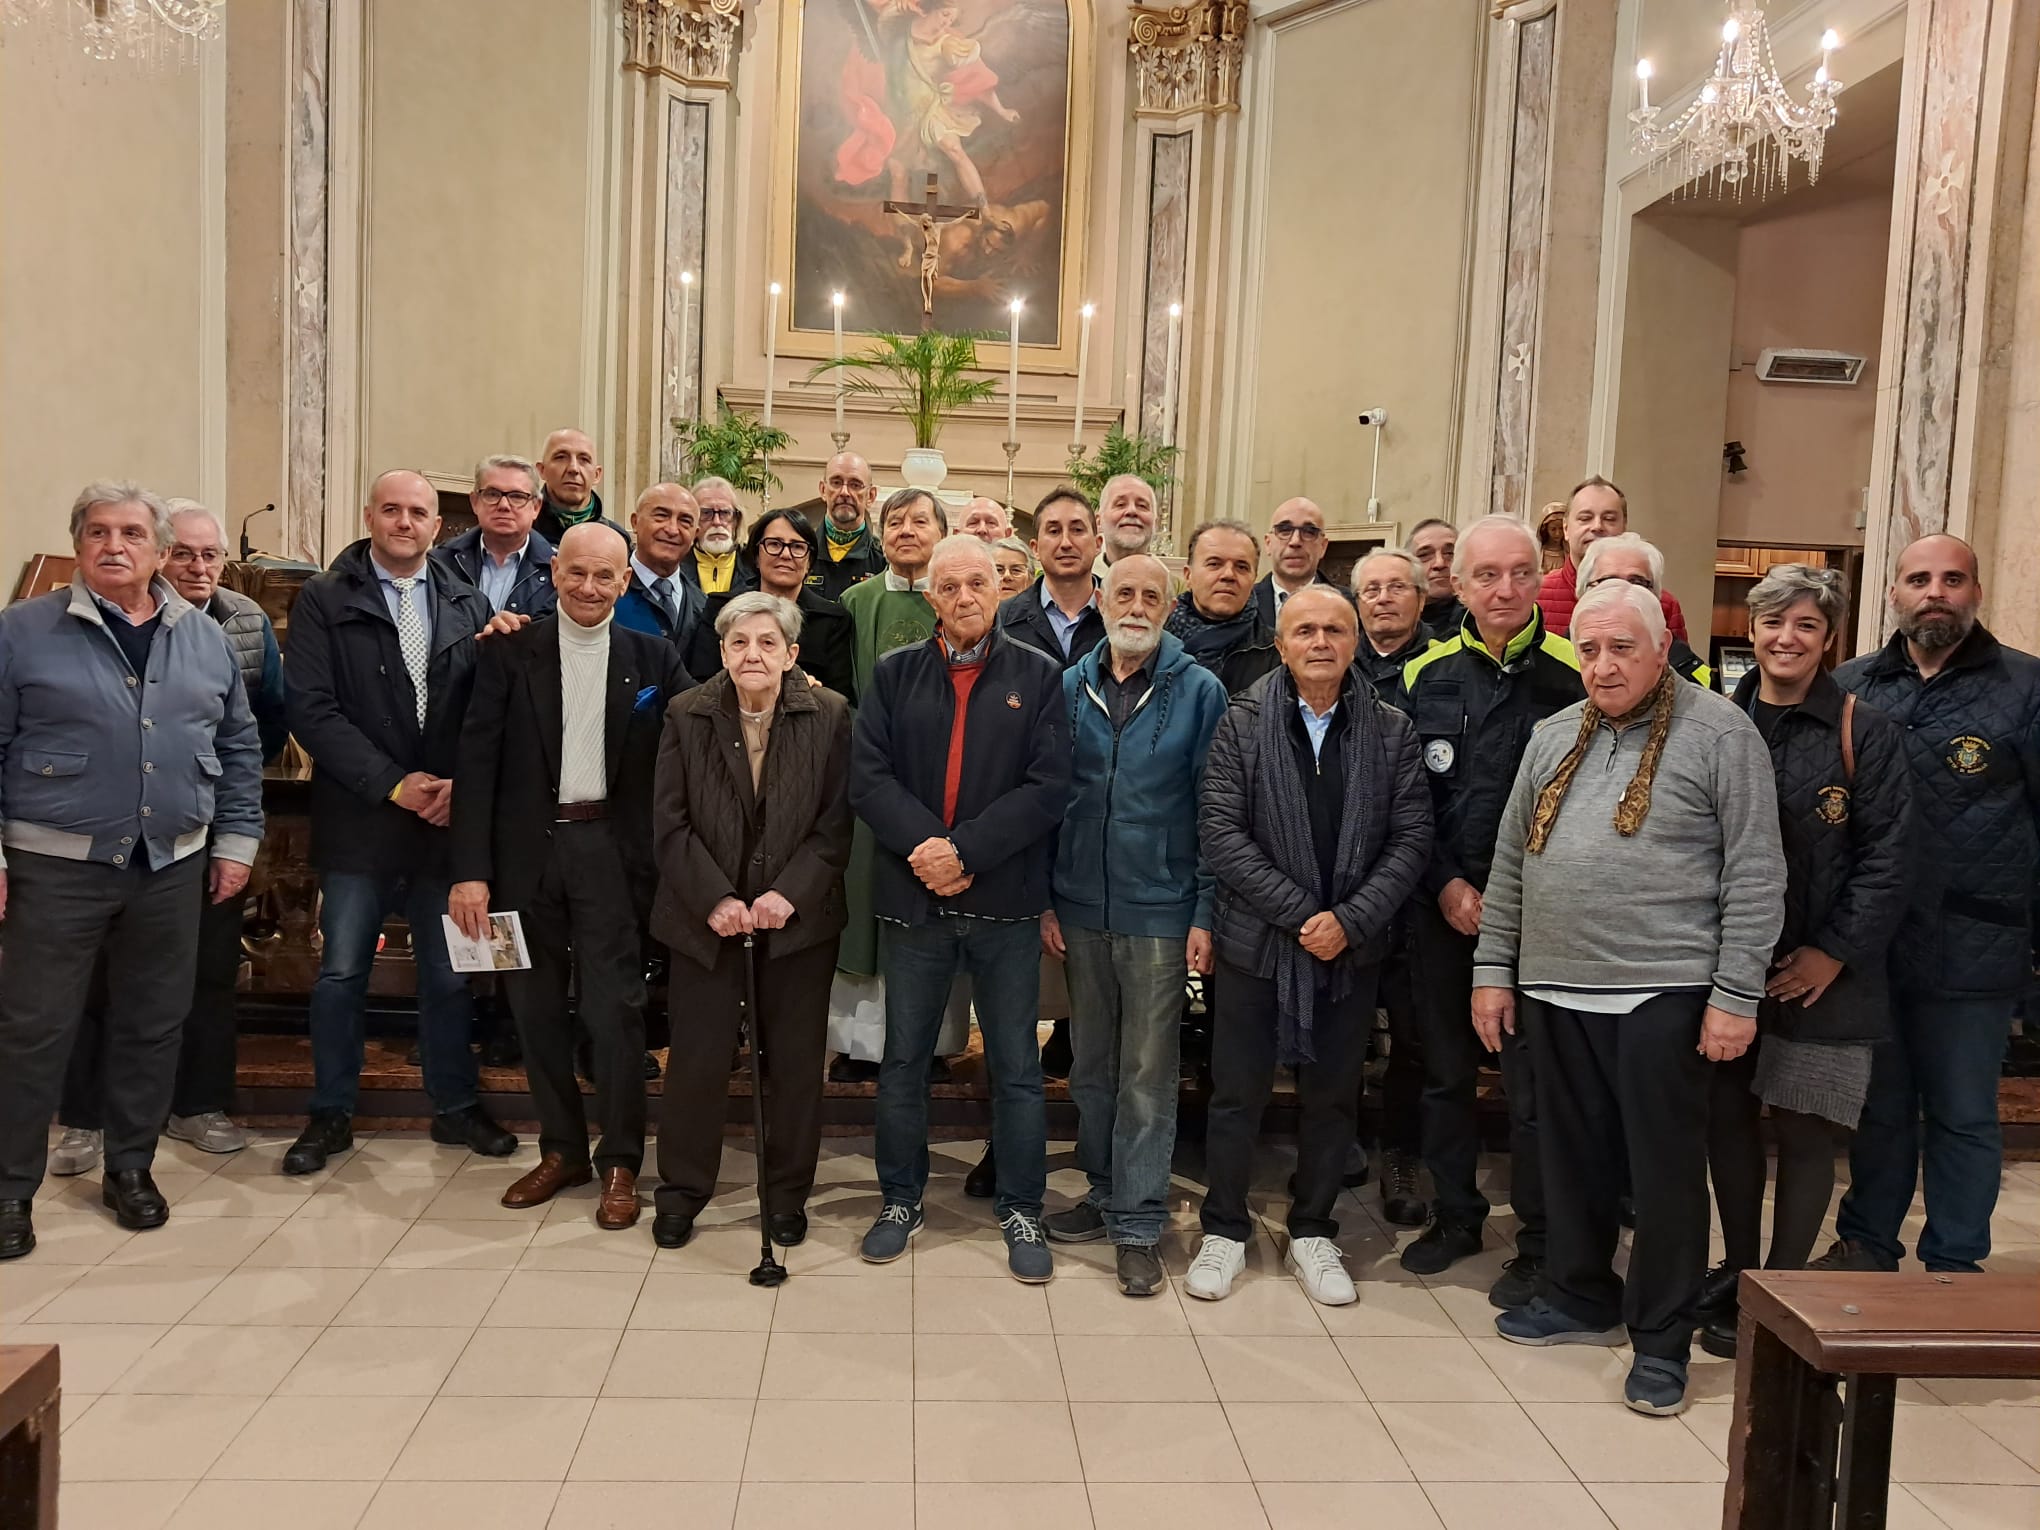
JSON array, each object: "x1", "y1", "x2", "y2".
[{"x1": 0, "y1": 482, "x2": 263, "y2": 1259}]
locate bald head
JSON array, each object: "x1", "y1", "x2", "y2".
[
  {"x1": 821, "y1": 451, "x2": 876, "y2": 531},
  {"x1": 557, "y1": 522, "x2": 628, "y2": 565},
  {"x1": 1891, "y1": 533, "x2": 1983, "y2": 653},
  {"x1": 962, "y1": 497, "x2": 1011, "y2": 543},
  {"x1": 1265, "y1": 495, "x2": 1327, "y2": 590},
  {"x1": 555, "y1": 522, "x2": 630, "y2": 627},
  {"x1": 362, "y1": 469, "x2": 439, "y2": 575},
  {"x1": 1103, "y1": 554, "x2": 1171, "y2": 667},
  {"x1": 1099, "y1": 474, "x2": 1158, "y2": 562},
  {"x1": 631, "y1": 482, "x2": 699, "y2": 578},
  {"x1": 1275, "y1": 585, "x2": 1359, "y2": 694},
  {"x1": 539, "y1": 428, "x2": 602, "y2": 509}
]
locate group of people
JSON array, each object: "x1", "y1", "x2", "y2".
[{"x1": 0, "y1": 443, "x2": 2033, "y2": 1421}]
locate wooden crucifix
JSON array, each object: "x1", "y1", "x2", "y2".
[{"x1": 883, "y1": 173, "x2": 981, "y2": 329}]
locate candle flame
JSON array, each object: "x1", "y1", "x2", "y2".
[
  {"x1": 1168, "y1": 302, "x2": 1182, "y2": 317},
  {"x1": 1635, "y1": 58, "x2": 1652, "y2": 80},
  {"x1": 769, "y1": 281, "x2": 781, "y2": 296},
  {"x1": 680, "y1": 270, "x2": 693, "y2": 286},
  {"x1": 1721, "y1": 16, "x2": 1738, "y2": 42},
  {"x1": 1820, "y1": 28, "x2": 1840, "y2": 50},
  {"x1": 1081, "y1": 302, "x2": 1095, "y2": 317},
  {"x1": 831, "y1": 291, "x2": 845, "y2": 308}
]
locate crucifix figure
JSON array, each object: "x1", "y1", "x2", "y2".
[{"x1": 883, "y1": 173, "x2": 981, "y2": 329}]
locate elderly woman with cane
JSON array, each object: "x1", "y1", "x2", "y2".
[{"x1": 649, "y1": 592, "x2": 854, "y2": 1253}]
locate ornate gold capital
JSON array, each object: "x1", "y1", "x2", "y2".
[
  {"x1": 1128, "y1": 1, "x2": 1248, "y2": 118},
  {"x1": 623, "y1": 0, "x2": 745, "y2": 89}
]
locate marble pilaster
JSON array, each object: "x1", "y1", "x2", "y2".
[
  {"x1": 1138, "y1": 130, "x2": 1192, "y2": 546},
  {"x1": 284, "y1": 0, "x2": 329, "y2": 563},
  {"x1": 1489, "y1": 7, "x2": 1555, "y2": 521},
  {"x1": 661, "y1": 98, "x2": 711, "y2": 480}
]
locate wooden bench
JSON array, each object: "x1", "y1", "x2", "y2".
[
  {"x1": 0, "y1": 1345, "x2": 59, "y2": 1530},
  {"x1": 1724, "y1": 1271, "x2": 2040, "y2": 1530}
]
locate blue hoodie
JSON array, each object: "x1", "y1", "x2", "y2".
[{"x1": 1052, "y1": 629, "x2": 1231, "y2": 938}]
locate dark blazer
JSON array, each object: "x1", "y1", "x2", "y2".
[
  {"x1": 1249, "y1": 571, "x2": 1355, "y2": 631},
  {"x1": 614, "y1": 566, "x2": 706, "y2": 655},
  {"x1": 1731, "y1": 667, "x2": 1912, "y2": 1042},
  {"x1": 650, "y1": 668, "x2": 854, "y2": 969},
  {"x1": 814, "y1": 521, "x2": 888, "y2": 603},
  {"x1": 997, "y1": 575, "x2": 1104, "y2": 673},
  {"x1": 849, "y1": 626, "x2": 1072, "y2": 925},
  {"x1": 450, "y1": 617, "x2": 692, "y2": 918},
  {"x1": 432, "y1": 527, "x2": 557, "y2": 618},
  {"x1": 286, "y1": 539, "x2": 494, "y2": 875},
  {"x1": 685, "y1": 586, "x2": 856, "y2": 704}
]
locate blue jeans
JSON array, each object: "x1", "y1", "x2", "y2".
[
  {"x1": 876, "y1": 915, "x2": 1045, "y2": 1219},
  {"x1": 307, "y1": 871, "x2": 478, "y2": 1117},
  {"x1": 1836, "y1": 991, "x2": 2012, "y2": 1271},
  {"x1": 1062, "y1": 925, "x2": 1182, "y2": 1246}
]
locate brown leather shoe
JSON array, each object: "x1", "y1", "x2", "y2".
[
  {"x1": 596, "y1": 1167, "x2": 640, "y2": 1230},
  {"x1": 500, "y1": 1153, "x2": 592, "y2": 1208}
]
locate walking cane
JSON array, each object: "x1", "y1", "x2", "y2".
[{"x1": 741, "y1": 931, "x2": 787, "y2": 1287}]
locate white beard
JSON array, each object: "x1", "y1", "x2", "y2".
[
  {"x1": 701, "y1": 530, "x2": 735, "y2": 556},
  {"x1": 1109, "y1": 622, "x2": 1161, "y2": 663}
]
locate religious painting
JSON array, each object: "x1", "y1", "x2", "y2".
[{"x1": 777, "y1": 0, "x2": 1087, "y2": 357}]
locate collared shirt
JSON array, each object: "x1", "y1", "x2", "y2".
[
  {"x1": 1100, "y1": 649, "x2": 1157, "y2": 730},
  {"x1": 1040, "y1": 581, "x2": 1099, "y2": 658},
  {"x1": 370, "y1": 556, "x2": 433, "y2": 647},
  {"x1": 1296, "y1": 695, "x2": 1339, "y2": 761},
  {"x1": 883, "y1": 569, "x2": 931, "y2": 592},
  {"x1": 475, "y1": 537, "x2": 528, "y2": 613},
  {"x1": 631, "y1": 556, "x2": 680, "y2": 622}
]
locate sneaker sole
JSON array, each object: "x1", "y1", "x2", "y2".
[
  {"x1": 860, "y1": 1223, "x2": 922, "y2": 1264},
  {"x1": 1182, "y1": 1270, "x2": 1243, "y2": 1301},
  {"x1": 1625, "y1": 1392, "x2": 1691, "y2": 1417},
  {"x1": 1008, "y1": 1265, "x2": 1054, "y2": 1284},
  {"x1": 47, "y1": 1159, "x2": 99, "y2": 1178},
  {"x1": 166, "y1": 1128, "x2": 246, "y2": 1155},
  {"x1": 1496, "y1": 1324, "x2": 1624, "y2": 1348},
  {"x1": 1044, "y1": 1223, "x2": 1109, "y2": 1245},
  {"x1": 1286, "y1": 1260, "x2": 1359, "y2": 1306}
]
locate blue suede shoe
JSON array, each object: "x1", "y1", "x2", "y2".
[
  {"x1": 1494, "y1": 1296, "x2": 1624, "y2": 1346},
  {"x1": 860, "y1": 1201, "x2": 922, "y2": 1263},
  {"x1": 1624, "y1": 1354, "x2": 1691, "y2": 1416},
  {"x1": 1002, "y1": 1210, "x2": 1054, "y2": 1283}
]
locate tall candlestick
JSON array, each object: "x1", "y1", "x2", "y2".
[
  {"x1": 1161, "y1": 301, "x2": 1182, "y2": 447},
  {"x1": 1006, "y1": 298, "x2": 1023, "y2": 444},
  {"x1": 763, "y1": 281, "x2": 781, "y2": 427},
  {"x1": 1072, "y1": 302, "x2": 1093, "y2": 452},
  {"x1": 1635, "y1": 57, "x2": 1651, "y2": 113},
  {"x1": 831, "y1": 290, "x2": 846, "y2": 441},
  {"x1": 677, "y1": 271, "x2": 695, "y2": 423},
  {"x1": 1818, "y1": 28, "x2": 1838, "y2": 83}
]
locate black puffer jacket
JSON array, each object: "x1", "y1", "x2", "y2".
[
  {"x1": 1200, "y1": 667, "x2": 1432, "y2": 980},
  {"x1": 1835, "y1": 624, "x2": 2040, "y2": 999},
  {"x1": 1355, "y1": 625, "x2": 1433, "y2": 708},
  {"x1": 1732, "y1": 668, "x2": 1913, "y2": 1041}
]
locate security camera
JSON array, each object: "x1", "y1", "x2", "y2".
[{"x1": 1357, "y1": 408, "x2": 1389, "y2": 427}]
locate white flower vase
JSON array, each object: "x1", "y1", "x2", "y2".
[{"x1": 900, "y1": 446, "x2": 948, "y2": 492}]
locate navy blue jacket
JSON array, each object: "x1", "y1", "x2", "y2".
[
  {"x1": 1052, "y1": 631, "x2": 1229, "y2": 939},
  {"x1": 614, "y1": 567, "x2": 706, "y2": 656},
  {"x1": 432, "y1": 527, "x2": 557, "y2": 619}
]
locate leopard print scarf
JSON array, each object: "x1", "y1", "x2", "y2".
[{"x1": 1525, "y1": 668, "x2": 1678, "y2": 855}]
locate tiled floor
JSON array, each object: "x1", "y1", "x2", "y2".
[{"x1": 6, "y1": 1129, "x2": 2038, "y2": 1530}]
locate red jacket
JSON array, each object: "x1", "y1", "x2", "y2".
[{"x1": 1538, "y1": 558, "x2": 1690, "y2": 643}]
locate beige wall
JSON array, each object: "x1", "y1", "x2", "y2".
[
  {"x1": 1717, "y1": 183, "x2": 1891, "y2": 548},
  {"x1": 224, "y1": 0, "x2": 288, "y2": 549},
  {"x1": 359, "y1": 0, "x2": 602, "y2": 491},
  {"x1": 0, "y1": 48, "x2": 214, "y2": 587},
  {"x1": 1245, "y1": 0, "x2": 1483, "y2": 532},
  {"x1": 1611, "y1": 210, "x2": 1738, "y2": 628}
]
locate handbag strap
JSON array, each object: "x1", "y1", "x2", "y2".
[{"x1": 1840, "y1": 690, "x2": 1857, "y2": 783}]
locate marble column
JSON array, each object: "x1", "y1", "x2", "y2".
[
  {"x1": 661, "y1": 98, "x2": 711, "y2": 480},
  {"x1": 1488, "y1": 6, "x2": 1555, "y2": 522},
  {"x1": 283, "y1": 0, "x2": 330, "y2": 564}
]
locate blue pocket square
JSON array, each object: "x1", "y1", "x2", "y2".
[{"x1": 633, "y1": 685, "x2": 661, "y2": 713}]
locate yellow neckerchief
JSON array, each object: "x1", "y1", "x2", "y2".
[{"x1": 697, "y1": 549, "x2": 735, "y2": 594}]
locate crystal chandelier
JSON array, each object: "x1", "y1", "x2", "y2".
[
  {"x1": 0, "y1": 0, "x2": 223, "y2": 65},
  {"x1": 1630, "y1": 4, "x2": 1842, "y2": 199}
]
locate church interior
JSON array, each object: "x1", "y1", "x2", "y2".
[{"x1": 0, "y1": 0, "x2": 2037, "y2": 1526}]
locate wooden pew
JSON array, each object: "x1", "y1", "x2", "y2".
[
  {"x1": 0, "y1": 1345, "x2": 60, "y2": 1530},
  {"x1": 1724, "y1": 1271, "x2": 2040, "y2": 1530}
]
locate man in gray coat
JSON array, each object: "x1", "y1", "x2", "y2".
[{"x1": 0, "y1": 483, "x2": 264, "y2": 1258}]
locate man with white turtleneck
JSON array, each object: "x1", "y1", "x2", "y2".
[{"x1": 450, "y1": 524, "x2": 693, "y2": 1232}]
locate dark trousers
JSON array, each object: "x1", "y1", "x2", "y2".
[
  {"x1": 1527, "y1": 992, "x2": 1711, "y2": 1362},
  {"x1": 60, "y1": 887, "x2": 245, "y2": 1129},
  {"x1": 1201, "y1": 957, "x2": 1380, "y2": 1242},
  {"x1": 657, "y1": 934, "x2": 836, "y2": 1220},
  {"x1": 1378, "y1": 917, "x2": 1423, "y2": 1154},
  {"x1": 501, "y1": 821, "x2": 647, "y2": 1176},
  {"x1": 1414, "y1": 902, "x2": 1544, "y2": 1256},
  {"x1": 0, "y1": 852, "x2": 204, "y2": 1199}
]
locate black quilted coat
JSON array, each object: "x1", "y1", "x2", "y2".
[
  {"x1": 1731, "y1": 668, "x2": 1914, "y2": 1041},
  {"x1": 1834, "y1": 624, "x2": 2040, "y2": 1000}
]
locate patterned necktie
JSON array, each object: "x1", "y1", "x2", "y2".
[
  {"x1": 650, "y1": 575, "x2": 678, "y2": 630},
  {"x1": 392, "y1": 576, "x2": 428, "y2": 727}
]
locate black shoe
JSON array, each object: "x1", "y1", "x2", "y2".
[
  {"x1": 481, "y1": 1030, "x2": 523, "y2": 1069},
  {"x1": 0, "y1": 1200, "x2": 34, "y2": 1261},
  {"x1": 643, "y1": 1051, "x2": 663, "y2": 1081},
  {"x1": 652, "y1": 1211, "x2": 695, "y2": 1249},
  {"x1": 928, "y1": 1055, "x2": 952, "y2": 1085},
  {"x1": 964, "y1": 1141, "x2": 996, "y2": 1200},
  {"x1": 101, "y1": 1168, "x2": 169, "y2": 1231},
  {"x1": 1115, "y1": 1243, "x2": 1165, "y2": 1297},
  {"x1": 431, "y1": 1104, "x2": 516, "y2": 1157},
  {"x1": 1379, "y1": 1149, "x2": 1427, "y2": 1228},
  {"x1": 769, "y1": 1211, "x2": 808, "y2": 1248},
  {"x1": 1399, "y1": 1218, "x2": 1483, "y2": 1275},
  {"x1": 1697, "y1": 1262, "x2": 1742, "y2": 1316},
  {"x1": 1488, "y1": 1253, "x2": 1544, "y2": 1310},
  {"x1": 1040, "y1": 1016, "x2": 1073, "y2": 1080},
  {"x1": 1806, "y1": 1237, "x2": 1899, "y2": 1273},
  {"x1": 828, "y1": 1055, "x2": 880, "y2": 1085},
  {"x1": 1618, "y1": 1194, "x2": 1636, "y2": 1230},
  {"x1": 1698, "y1": 1303, "x2": 1739, "y2": 1358},
  {"x1": 282, "y1": 1110, "x2": 352, "y2": 1175}
]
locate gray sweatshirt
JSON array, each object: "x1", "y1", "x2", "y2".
[{"x1": 1472, "y1": 680, "x2": 1785, "y2": 1017}]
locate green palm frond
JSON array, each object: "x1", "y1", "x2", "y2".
[
  {"x1": 1064, "y1": 422, "x2": 1180, "y2": 499},
  {"x1": 671, "y1": 404, "x2": 794, "y2": 496},
  {"x1": 809, "y1": 331, "x2": 1002, "y2": 448}
]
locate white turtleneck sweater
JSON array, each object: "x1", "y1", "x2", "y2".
[{"x1": 558, "y1": 608, "x2": 611, "y2": 805}]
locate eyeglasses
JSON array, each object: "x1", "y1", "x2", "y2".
[
  {"x1": 1270, "y1": 523, "x2": 1324, "y2": 543},
  {"x1": 1466, "y1": 567, "x2": 1541, "y2": 589},
  {"x1": 168, "y1": 547, "x2": 224, "y2": 567},
  {"x1": 1356, "y1": 580, "x2": 1416, "y2": 600},
  {"x1": 699, "y1": 506, "x2": 736, "y2": 522},
  {"x1": 477, "y1": 488, "x2": 538, "y2": 508},
  {"x1": 758, "y1": 537, "x2": 810, "y2": 560},
  {"x1": 825, "y1": 476, "x2": 869, "y2": 493},
  {"x1": 1586, "y1": 573, "x2": 1655, "y2": 590}
]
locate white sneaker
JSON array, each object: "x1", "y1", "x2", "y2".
[
  {"x1": 1183, "y1": 1235, "x2": 1247, "y2": 1301},
  {"x1": 166, "y1": 1112, "x2": 248, "y2": 1154},
  {"x1": 1287, "y1": 1235, "x2": 1357, "y2": 1306},
  {"x1": 48, "y1": 1127, "x2": 101, "y2": 1177}
]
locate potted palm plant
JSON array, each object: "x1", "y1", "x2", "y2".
[
  {"x1": 1065, "y1": 421, "x2": 1180, "y2": 500},
  {"x1": 809, "y1": 330, "x2": 1000, "y2": 491},
  {"x1": 669, "y1": 403, "x2": 793, "y2": 497}
]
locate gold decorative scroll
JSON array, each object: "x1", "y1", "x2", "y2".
[
  {"x1": 623, "y1": 0, "x2": 745, "y2": 89},
  {"x1": 1128, "y1": 1, "x2": 1248, "y2": 118}
]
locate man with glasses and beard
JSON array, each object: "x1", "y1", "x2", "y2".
[
  {"x1": 680, "y1": 477, "x2": 755, "y2": 597},
  {"x1": 1811, "y1": 534, "x2": 2040, "y2": 1275},
  {"x1": 812, "y1": 452, "x2": 887, "y2": 601}
]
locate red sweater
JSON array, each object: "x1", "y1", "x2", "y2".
[
  {"x1": 941, "y1": 650, "x2": 986, "y2": 825},
  {"x1": 1538, "y1": 558, "x2": 1690, "y2": 643}
]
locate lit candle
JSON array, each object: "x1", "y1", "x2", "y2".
[
  {"x1": 1161, "y1": 301, "x2": 1182, "y2": 447},
  {"x1": 831, "y1": 290, "x2": 846, "y2": 438},
  {"x1": 1072, "y1": 302, "x2": 1093, "y2": 449},
  {"x1": 1635, "y1": 57, "x2": 1652, "y2": 113},
  {"x1": 763, "y1": 281, "x2": 781, "y2": 427},
  {"x1": 1818, "y1": 28, "x2": 1839, "y2": 83},
  {"x1": 677, "y1": 270, "x2": 695, "y2": 422},
  {"x1": 1007, "y1": 298, "x2": 1023, "y2": 444}
]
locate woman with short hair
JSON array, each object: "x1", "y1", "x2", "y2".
[
  {"x1": 685, "y1": 508, "x2": 856, "y2": 701},
  {"x1": 991, "y1": 535, "x2": 1033, "y2": 600}
]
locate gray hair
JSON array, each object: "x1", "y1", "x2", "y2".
[
  {"x1": 1571, "y1": 578, "x2": 1666, "y2": 646},
  {"x1": 1100, "y1": 473, "x2": 1156, "y2": 507},
  {"x1": 927, "y1": 533, "x2": 997, "y2": 584},
  {"x1": 714, "y1": 590, "x2": 803, "y2": 644},
  {"x1": 992, "y1": 535, "x2": 1032, "y2": 563},
  {"x1": 1747, "y1": 562, "x2": 1848, "y2": 635},
  {"x1": 165, "y1": 497, "x2": 225, "y2": 539},
  {"x1": 70, "y1": 481, "x2": 173, "y2": 549},
  {"x1": 1352, "y1": 547, "x2": 1425, "y2": 593},
  {"x1": 1576, "y1": 531, "x2": 1665, "y2": 593},
  {"x1": 878, "y1": 486, "x2": 948, "y2": 534},
  {"x1": 1451, "y1": 513, "x2": 1539, "y2": 580},
  {"x1": 474, "y1": 454, "x2": 542, "y2": 496},
  {"x1": 691, "y1": 475, "x2": 738, "y2": 502}
]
